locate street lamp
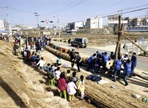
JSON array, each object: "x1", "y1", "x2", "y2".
[{"x1": 53, "y1": 15, "x2": 60, "y2": 41}]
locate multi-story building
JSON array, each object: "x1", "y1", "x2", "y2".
[
  {"x1": 68, "y1": 22, "x2": 85, "y2": 30},
  {"x1": 0, "y1": 19, "x2": 5, "y2": 30},
  {"x1": 109, "y1": 15, "x2": 148, "y2": 27},
  {"x1": 108, "y1": 15, "x2": 128, "y2": 28},
  {"x1": 0, "y1": 19, "x2": 9, "y2": 30},
  {"x1": 85, "y1": 16, "x2": 102, "y2": 29}
]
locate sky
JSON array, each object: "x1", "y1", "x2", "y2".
[{"x1": 0, "y1": 0, "x2": 148, "y2": 28}]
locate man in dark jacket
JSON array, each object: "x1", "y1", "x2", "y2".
[
  {"x1": 69, "y1": 49, "x2": 75, "y2": 68},
  {"x1": 75, "y1": 52, "x2": 82, "y2": 72},
  {"x1": 130, "y1": 52, "x2": 137, "y2": 77}
]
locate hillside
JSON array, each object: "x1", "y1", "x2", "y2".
[
  {"x1": 0, "y1": 40, "x2": 96, "y2": 108},
  {"x1": 0, "y1": 41, "x2": 70, "y2": 108}
]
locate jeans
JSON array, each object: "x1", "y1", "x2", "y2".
[
  {"x1": 87, "y1": 62, "x2": 93, "y2": 71},
  {"x1": 123, "y1": 73, "x2": 129, "y2": 85},
  {"x1": 130, "y1": 65, "x2": 136, "y2": 77},
  {"x1": 114, "y1": 69, "x2": 121, "y2": 81}
]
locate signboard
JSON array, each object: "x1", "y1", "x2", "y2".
[{"x1": 43, "y1": 31, "x2": 50, "y2": 35}]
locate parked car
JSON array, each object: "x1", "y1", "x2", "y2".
[{"x1": 71, "y1": 38, "x2": 88, "y2": 48}]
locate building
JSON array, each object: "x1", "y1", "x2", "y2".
[
  {"x1": 0, "y1": 19, "x2": 5, "y2": 30},
  {"x1": 0, "y1": 19, "x2": 9, "y2": 30},
  {"x1": 85, "y1": 16, "x2": 102, "y2": 29},
  {"x1": 68, "y1": 22, "x2": 85, "y2": 30},
  {"x1": 142, "y1": 18, "x2": 148, "y2": 25},
  {"x1": 124, "y1": 17, "x2": 133, "y2": 26},
  {"x1": 109, "y1": 15, "x2": 148, "y2": 27},
  {"x1": 0, "y1": 19, "x2": 10, "y2": 35},
  {"x1": 130, "y1": 18, "x2": 143, "y2": 26},
  {"x1": 108, "y1": 15, "x2": 128, "y2": 28}
]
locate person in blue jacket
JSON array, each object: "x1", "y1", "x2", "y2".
[
  {"x1": 123, "y1": 59, "x2": 131, "y2": 86},
  {"x1": 130, "y1": 52, "x2": 137, "y2": 77},
  {"x1": 113, "y1": 56, "x2": 122, "y2": 82},
  {"x1": 87, "y1": 53, "x2": 96, "y2": 71},
  {"x1": 103, "y1": 52, "x2": 110, "y2": 71}
]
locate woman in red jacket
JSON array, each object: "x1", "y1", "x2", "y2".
[{"x1": 58, "y1": 72, "x2": 67, "y2": 99}]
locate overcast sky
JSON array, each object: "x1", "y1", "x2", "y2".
[{"x1": 0, "y1": 0, "x2": 148, "y2": 27}]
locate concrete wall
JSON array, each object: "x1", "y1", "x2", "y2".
[{"x1": 123, "y1": 39, "x2": 148, "y2": 54}]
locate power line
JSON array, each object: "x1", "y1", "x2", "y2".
[
  {"x1": 8, "y1": 7, "x2": 34, "y2": 14},
  {"x1": 119, "y1": 7, "x2": 148, "y2": 16},
  {"x1": 85, "y1": 0, "x2": 126, "y2": 15},
  {"x1": 117, "y1": 4, "x2": 148, "y2": 12},
  {"x1": 62, "y1": 6, "x2": 148, "y2": 26},
  {"x1": 41, "y1": 0, "x2": 78, "y2": 16},
  {"x1": 99, "y1": 7, "x2": 148, "y2": 18},
  {"x1": 56, "y1": 0, "x2": 87, "y2": 15},
  {"x1": 41, "y1": 0, "x2": 87, "y2": 16}
]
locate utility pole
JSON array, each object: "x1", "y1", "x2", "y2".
[
  {"x1": 34, "y1": 12, "x2": 39, "y2": 28},
  {"x1": 6, "y1": 6, "x2": 10, "y2": 36},
  {"x1": 34, "y1": 12, "x2": 40, "y2": 36},
  {"x1": 53, "y1": 15, "x2": 60, "y2": 41},
  {"x1": 58, "y1": 16, "x2": 60, "y2": 41},
  {"x1": 114, "y1": 15, "x2": 123, "y2": 59}
]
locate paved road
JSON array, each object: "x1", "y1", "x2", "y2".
[{"x1": 51, "y1": 41, "x2": 148, "y2": 72}]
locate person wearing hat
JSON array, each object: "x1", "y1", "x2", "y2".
[{"x1": 122, "y1": 52, "x2": 129, "y2": 61}]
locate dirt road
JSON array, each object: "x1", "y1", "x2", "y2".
[{"x1": 51, "y1": 41, "x2": 148, "y2": 72}]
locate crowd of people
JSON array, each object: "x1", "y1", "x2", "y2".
[
  {"x1": 0, "y1": 34, "x2": 9, "y2": 42},
  {"x1": 21, "y1": 51, "x2": 85, "y2": 101},
  {"x1": 11, "y1": 34, "x2": 138, "y2": 103},
  {"x1": 14, "y1": 37, "x2": 85, "y2": 102},
  {"x1": 85, "y1": 51, "x2": 137, "y2": 86},
  {"x1": 68, "y1": 48, "x2": 137, "y2": 86}
]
